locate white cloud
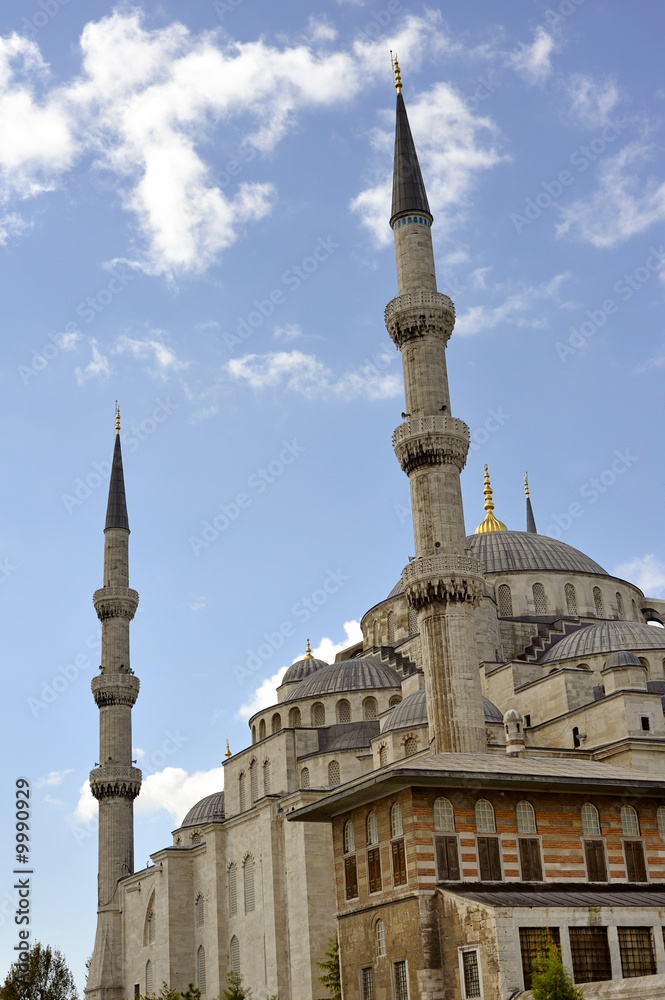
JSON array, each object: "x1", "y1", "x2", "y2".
[
  {"x1": 189, "y1": 595, "x2": 207, "y2": 612},
  {"x1": 227, "y1": 349, "x2": 401, "y2": 400},
  {"x1": 0, "y1": 211, "x2": 30, "y2": 244},
  {"x1": 565, "y1": 74, "x2": 620, "y2": 129},
  {"x1": 113, "y1": 331, "x2": 189, "y2": 376},
  {"x1": 74, "y1": 339, "x2": 111, "y2": 385},
  {"x1": 273, "y1": 324, "x2": 303, "y2": 341},
  {"x1": 506, "y1": 27, "x2": 556, "y2": 86},
  {"x1": 36, "y1": 769, "x2": 74, "y2": 788},
  {"x1": 75, "y1": 766, "x2": 226, "y2": 826},
  {"x1": 556, "y1": 141, "x2": 665, "y2": 248},
  {"x1": 454, "y1": 272, "x2": 572, "y2": 336},
  {"x1": 614, "y1": 554, "x2": 665, "y2": 597}
]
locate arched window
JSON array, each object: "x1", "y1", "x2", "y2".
[
  {"x1": 498, "y1": 584, "x2": 513, "y2": 617},
  {"x1": 363, "y1": 697, "x2": 378, "y2": 721},
  {"x1": 196, "y1": 894, "x2": 205, "y2": 927},
  {"x1": 344, "y1": 821, "x2": 355, "y2": 853},
  {"x1": 376, "y1": 918, "x2": 386, "y2": 956},
  {"x1": 658, "y1": 806, "x2": 665, "y2": 840},
  {"x1": 289, "y1": 706, "x2": 301, "y2": 728},
  {"x1": 593, "y1": 587, "x2": 604, "y2": 617},
  {"x1": 388, "y1": 610, "x2": 395, "y2": 643},
  {"x1": 230, "y1": 935, "x2": 240, "y2": 974},
  {"x1": 238, "y1": 773, "x2": 246, "y2": 812},
  {"x1": 475, "y1": 799, "x2": 496, "y2": 834},
  {"x1": 147, "y1": 909, "x2": 155, "y2": 944},
  {"x1": 300, "y1": 767, "x2": 310, "y2": 788},
  {"x1": 565, "y1": 583, "x2": 578, "y2": 616},
  {"x1": 379, "y1": 745, "x2": 388, "y2": 767},
  {"x1": 632, "y1": 599, "x2": 638, "y2": 620},
  {"x1": 228, "y1": 862, "x2": 237, "y2": 916},
  {"x1": 263, "y1": 759, "x2": 271, "y2": 795},
  {"x1": 197, "y1": 946, "x2": 206, "y2": 994},
  {"x1": 259, "y1": 719, "x2": 266, "y2": 741},
  {"x1": 250, "y1": 760, "x2": 258, "y2": 803},
  {"x1": 532, "y1": 583, "x2": 547, "y2": 614},
  {"x1": 616, "y1": 592, "x2": 624, "y2": 619},
  {"x1": 404, "y1": 736, "x2": 418, "y2": 756},
  {"x1": 244, "y1": 855, "x2": 255, "y2": 913},
  {"x1": 434, "y1": 797, "x2": 455, "y2": 832},
  {"x1": 367, "y1": 812, "x2": 379, "y2": 845},
  {"x1": 391, "y1": 803, "x2": 403, "y2": 838},
  {"x1": 312, "y1": 702, "x2": 325, "y2": 727},
  {"x1": 409, "y1": 607, "x2": 418, "y2": 634},
  {"x1": 146, "y1": 960, "x2": 153, "y2": 996},
  {"x1": 621, "y1": 805, "x2": 640, "y2": 837},
  {"x1": 191, "y1": 832, "x2": 201, "y2": 845},
  {"x1": 328, "y1": 760, "x2": 340, "y2": 786},
  {"x1": 389, "y1": 696, "x2": 402, "y2": 708},
  {"x1": 373, "y1": 620, "x2": 380, "y2": 647},
  {"x1": 337, "y1": 699, "x2": 351, "y2": 724},
  {"x1": 271, "y1": 712, "x2": 281, "y2": 734},
  {"x1": 251, "y1": 725, "x2": 256, "y2": 745},
  {"x1": 581, "y1": 802, "x2": 600, "y2": 836},
  {"x1": 516, "y1": 800, "x2": 537, "y2": 834}
]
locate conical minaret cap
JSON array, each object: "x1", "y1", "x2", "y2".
[
  {"x1": 525, "y1": 473, "x2": 537, "y2": 534},
  {"x1": 390, "y1": 60, "x2": 431, "y2": 226},
  {"x1": 105, "y1": 421, "x2": 129, "y2": 531}
]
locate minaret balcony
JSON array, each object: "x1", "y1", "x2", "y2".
[
  {"x1": 93, "y1": 587, "x2": 139, "y2": 621},
  {"x1": 402, "y1": 554, "x2": 485, "y2": 611},
  {"x1": 393, "y1": 415, "x2": 469, "y2": 474},
  {"x1": 385, "y1": 291, "x2": 455, "y2": 348},
  {"x1": 92, "y1": 672, "x2": 140, "y2": 707},
  {"x1": 89, "y1": 765, "x2": 142, "y2": 801}
]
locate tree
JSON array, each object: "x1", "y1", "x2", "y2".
[
  {"x1": 531, "y1": 937, "x2": 584, "y2": 1000},
  {"x1": 0, "y1": 942, "x2": 78, "y2": 1000},
  {"x1": 316, "y1": 934, "x2": 341, "y2": 1000},
  {"x1": 222, "y1": 971, "x2": 252, "y2": 1000},
  {"x1": 126, "y1": 985, "x2": 200, "y2": 1000}
]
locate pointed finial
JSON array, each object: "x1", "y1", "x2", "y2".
[
  {"x1": 392, "y1": 53, "x2": 402, "y2": 94},
  {"x1": 304, "y1": 639, "x2": 313, "y2": 660},
  {"x1": 524, "y1": 472, "x2": 530, "y2": 498},
  {"x1": 475, "y1": 465, "x2": 508, "y2": 534},
  {"x1": 525, "y1": 471, "x2": 538, "y2": 533},
  {"x1": 115, "y1": 402, "x2": 120, "y2": 435},
  {"x1": 225, "y1": 738, "x2": 231, "y2": 759}
]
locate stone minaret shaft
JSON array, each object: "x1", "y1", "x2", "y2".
[
  {"x1": 87, "y1": 426, "x2": 141, "y2": 1000},
  {"x1": 385, "y1": 70, "x2": 486, "y2": 754}
]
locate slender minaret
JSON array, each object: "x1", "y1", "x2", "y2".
[
  {"x1": 386, "y1": 59, "x2": 487, "y2": 754},
  {"x1": 86, "y1": 408, "x2": 141, "y2": 1000}
]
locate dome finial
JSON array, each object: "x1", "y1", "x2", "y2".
[
  {"x1": 524, "y1": 472, "x2": 530, "y2": 498},
  {"x1": 304, "y1": 639, "x2": 313, "y2": 659},
  {"x1": 475, "y1": 465, "x2": 508, "y2": 534},
  {"x1": 392, "y1": 52, "x2": 402, "y2": 94},
  {"x1": 225, "y1": 737, "x2": 231, "y2": 759},
  {"x1": 115, "y1": 402, "x2": 120, "y2": 435}
]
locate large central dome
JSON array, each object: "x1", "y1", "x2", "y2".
[{"x1": 467, "y1": 531, "x2": 607, "y2": 576}]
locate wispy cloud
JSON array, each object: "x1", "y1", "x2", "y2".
[
  {"x1": 75, "y1": 765, "x2": 226, "y2": 825},
  {"x1": 273, "y1": 324, "x2": 303, "y2": 341},
  {"x1": 226, "y1": 349, "x2": 401, "y2": 400},
  {"x1": 614, "y1": 554, "x2": 665, "y2": 597},
  {"x1": 74, "y1": 339, "x2": 111, "y2": 385},
  {"x1": 506, "y1": 27, "x2": 556, "y2": 86},
  {"x1": 36, "y1": 769, "x2": 74, "y2": 788},
  {"x1": 454, "y1": 272, "x2": 572, "y2": 336},
  {"x1": 74, "y1": 330, "x2": 189, "y2": 384},
  {"x1": 564, "y1": 74, "x2": 620, "y2": 129}
]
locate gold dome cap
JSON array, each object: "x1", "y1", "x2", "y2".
[{"x1": 475, "y1": 465, "x2": 507, "y2": 534}]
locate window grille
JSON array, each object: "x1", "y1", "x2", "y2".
[
  {"x1": 461, "y1": 951, "x2": 481, "y2": 998},
  {"x1": 516, "y1": 800, "x2": 537, "y2": 834},
  {"x1": 519, "y1": 928, "x2": 561, "y2": 991},
  {"x1": 344, "y1": 821, "x2": 355, "y2": 853},
  {"x1": 191, "y1": 832, "x2": 201, "y2": 845},
  {"x1": 434, "y1": 797, "x2": 455, "y2": 832},
  {"x1": 584, "y1": 840, "x2": 608, "y2": 882},
  {"x1": 238, "y1": 773, "x2": 245, "y2": 812},
  {"x1": 146, "y1": 960, "x2": 153, "y2": 997},
  {"x1": 197, "y1": 947, "x2": 206, "y2": 994},
  {"x1": 658, "y1": 806, "x2": 665, "y2": 840},
  {"x1": 532, "y1": 582, "x2": 547, "y2": 614},
  {"x1": 618, "y1": 927, "x2": 656, "y2": 978},
  {"x1": 388, "y1": 611, "x2": 395, "y2": 643},
  {"x1": 250, "y1": 761, "x2": 258, "y2": 802},
  {"x1": 328, "y1": 760, "x2": 341, "y2": 786},
  {"x1": 394, "y1": 961, "x2": 408, "y2": 1000},
  {"x1": 313, "y1": 703, "x2": 325, "y2": 727},
  {"x1": 621, "y1": 805, "x2": 640, "y2": 836},
  {"x1": 263, "y1": 759, "x2": 271, "y2": 795},
  {"x1": 404, "y1": 737, "x2": 418, "y2": 757},
  {"x1": 518, "y1": 838, "x2": 543, "y2": 881},
  {"x1": 565, "y1": 583, "x2": 577, "y2": 616},
  {"x1": 593, "y1": 587, "x2": 604, "y2": 617},
  {"x1": 389, "y1": 696, "x2": 402, "y2": 707},
  {"x1": 569, "y1": 927, "x2": 612, "y2": 983},
  {"x1": 379, "y1": 745, "x2": 388, "y2": 767},
  {"x1": 244, "y1": 856, "x2": 255, "y2": 913},
  {"x1": 337, "y1": 700, "x2": 351, "y2": 724},
  {"x1": 363, "y1": 697, "x2": 377, "y2": 721},
  {"x1": 367, "y1": 847, "x2": 382, "y2": 893},
  {"x1": 361, "y1": 967, "x2": 374, "y2": 1000},
  {"x1": 409, "y1": 608, "x2": 418, "y2": 634},
  {"x1": 435, "y1": 836, "x2": 460, "y2": 881},
  {"x1": 475, "y1": 799, "x2": 496, "y2": 833},
  {"x1": 616, "y1": 592, "x2": 625, "y2": 619},
  {"x1": 196, "y1": 895, "x2": 205, "y2": 927},
  {"x1": 367, "y1": 812, "x2": 379, "y2": 845},
  {"x1": 300, "y1": 767, "x2": 310, "y2": 789},
  {"x1": 498, "y1": 584, "x2": 513, "y2": 617},
  {"x1": 376, "y1": 919, "x2": 386, "y2": 956},
  {"x1": 230, "y1": 936, "x2": 240, "y2": 974},
  {"x1": 271, "y1": 713, "x2": 281, "y2": 734},
  {"x1": 391, "y1": 839, "x2": 407, "y2": 886},
  {"x1": 289, "y1": 706, "x2": 301, "y2": 727},
  {"x1": 581, "y1": 802, "x2": 601, "y2": 836},
  {"x1": 477, "y1": 836, "x2": 502, "y2": 881},
  {"x1": 228, "y1": 863, "x2": 237, "y2": 916},
  {"x1": 391, "y1": 804, "x2": 403, "y2": 838}
]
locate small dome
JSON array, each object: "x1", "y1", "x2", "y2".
[
  {"x1": 381, "y1": 689, "x2": 503, "y2": 732},
  {"x1": 281, "y1": 657, "x2": 329, "y2": 685},
  {"x1": 286, "y1": 657, "x2": 400, "y2": 701},
  {"x1": 540, "y1": 621, "x2": 665, "y2": 664},
  {"x1": 604, "y1": 651, "x2": 646, "y2": 669},
  {"x1": 179, "y1": 791, "x2": 225, "y2": 829},
  {"x1": 503, "y1": 708, "x2": 522, "y2": 723}
]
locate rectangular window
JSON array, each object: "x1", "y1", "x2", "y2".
[
  {"x1": 394, "y1": 961, "x2": 408, "y2": 1000},
  {"x1": 361, "y1": 966, "x2": 374, "y2": 1000},
  {"x1": 461, "y1": 950, "x2": 481, "y2": 999},
  {"x1": 618, "y1": 927, "x2": 656, "y2": 978},
  {"x1": 583, "y1": 839, "x2": 608, "y2": 882},
  {"x1": 344, "y1": 855, "x2": 358, "y2": 900},
  {"x1": 518, "y1": 838, "x2": 543, "y2": 881},
  {"x1": 519, "y1": 928, "x2": 561, "y2": 991},
  {"x1": 641, "y1": 716, "x2": 651, "y2": 731},
  {"x1": 624, "y1": 840, "x2": 648, "y2": 882},
  {"x1": 367, "y1": 847, "x2": 382, "y2": 894},
  {"x1": 134, "y1": 988, "x2": 140, "y2": 998},
  {"x1": 477, "y1": 836, "x2": 502, "y2": 881},
  {"x1": 391, "y1": 839, "x2": 407, "y2": 887},
  {"x1": 569, "y1": 927, "x2": 612, "y2": 983},
  {"x1": 435, "y1": 835, "x2": 460, "y2": 881}
]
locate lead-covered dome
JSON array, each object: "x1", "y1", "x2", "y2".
[
  {"x1": 281, "y1": 656, "x2": 329, "y2": 685},
  {"x1": 381, "y1": 689, "x2": 503, "y2": 732},
  {"x1": 179, "y1": 790, "x2": 225, "y2": 829},
  {"x1": 540, "y1": 621, "x2": 665, "y2": 664},
  {"x1": 286, "y1": 657, "x2": 400, "y2": 701}
]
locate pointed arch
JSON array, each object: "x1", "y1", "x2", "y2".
[
  {"x1": 243, "y1": 854, "x2": 256, "y2": 913},
  {"x1": 263, "y1": 758, "x2": 271, "y2": 795},
  {"x1": 195, "y1": 893, "x2": 205, "y2": 927},
  {"x1": 230, "y1": 935, "x2": 240, "y2": 974},
  {"x1": 565, "y1": 583, "x2": 577, "y2": 616},
  {"x1": 143, "y1": 892, "x2": 156, "y2": 946},
  {"x1": 616, "y1": 592, "x2": 624, "y2": 619},
  {"x1": 300, "y1": 766, "x2": 310, "y2": 789},
  {"x1": 249, "y1": 759, "x2": 258, "y2": 802},
  {"x1": 388, "y1": 610, "x2": 395, "y2": 643},
  {"x1": 145, "y1": 960, "x2": 153, "y2": 996},
  {"x1": 238, "y1": 772, "x2": 246, "y2": 812},
  {"x1": 593, "y1": 587, "x2": 604, "y2": 617},
  {"x1": 379, "y1": 744, "x2": 388, "y2": 767},
  {"x1": 228, "y1": 861, "x2": 238, "y2": 916},
  {"x1": 328, "y1": 760, "x2": 341, "y2": 786},
  {"x1": 376, "y1": 918, "x2": 386, "y2": 956},
  {"x1": 197, "y1": 945, "x2": 206, "y2": 994}
]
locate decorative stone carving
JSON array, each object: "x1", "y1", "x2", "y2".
[
  {"x1": 393, "y1": 415, "x2": 469, "y2": 474},
  {"x1": 402, "y1": 555, "x2": 485, "y2": 610},
  {"x1": 89, "y1": 765, "x2": 142, "y2": 801},
  {"x1": 384, "y1": 292, "x2": 455, "y2": 349},
  {"x1": 92, "y1": 673, "x2": 140, "y2": 707},
  {"x1": 93, "y1": 587, "x2": 139, "y2": 621}
]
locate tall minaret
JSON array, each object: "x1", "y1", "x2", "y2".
[
  {"x1": 385, "y1": 59, "x2": 487, "y2": 754},
  {"x1": 86, "y1": 408, "x2": 141, "y2": 1000}
]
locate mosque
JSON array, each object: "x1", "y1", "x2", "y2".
[{"x1": 85, "y1": 60, "x2": 665, "y2": 1000}]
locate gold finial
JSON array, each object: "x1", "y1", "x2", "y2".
[
  {"x1": 115, "y1": 402, "x2": 120, "y2": 435},
  {"x1": 475, "y1": 464, "x2": 508, "y2": 534},
  {"x1": 304, "y1": 639, "x2": 314, "y2": 660},
  {"x1": 524, "y1": 472, "x2": 530, "y2": 498},
  {"x1": 225, "y1": 738, "x2": 231, "y2": 759},
  {"x1": 392, "y1": 53, "x2": 402, "y2": 94}
]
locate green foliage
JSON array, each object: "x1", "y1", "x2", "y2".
[
  {"x1": 222, "y1": 971, "x2": 252, "y2": 1000},
  {"x1": 126, "y1": 983, "x2": 200, "y2": 1000},
  {"x1": 531, "y1": 938, "x2": 584, "y2": 1000},
  {"x1": 316, "y1": 934, "x2": 341, "y2": 1000},
  {"x1": 0, "y1": 942, "x2": 78, "y2": 1000}
]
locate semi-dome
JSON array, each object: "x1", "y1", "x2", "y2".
[
  {"x1": 381, "y1": 689, "x2": 503, "y2": 732},
  {"x1": 540, "y1": 621, "x2": 665, "y2": 665},
  {"x1": 286, "y1": 657, "x2": 400, "y2": 701},
  {"x1": 604, "y1": 651, "x2": 645, "y2": 669},
  {"x1": 281, "y1": 656, "x2": 329, "y2": 685},
  {"x1": 179, "y1": 790, "x2": 225, "y2": 829}
]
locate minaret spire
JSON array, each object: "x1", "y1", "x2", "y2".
[
  {"x1": 475, "y1": 465, "x2": 507, "y2": 534},
  {"x1": 87, "y1": 416, "x2": 141, "y2": 1000},
  {"x1": 385, "y1": 68, "x2": 486, "y2": 754},
  {"x1": 525, "y1": 473, "x2": 538, "y2": 534}
]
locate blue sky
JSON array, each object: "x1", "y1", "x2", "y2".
[{"x1": 0, "y1": 0, "x2": 664, "y2": 989}]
